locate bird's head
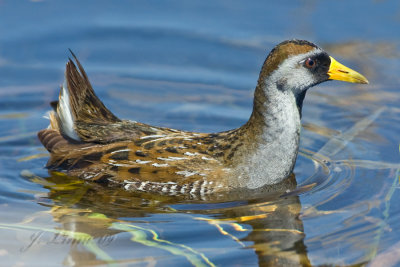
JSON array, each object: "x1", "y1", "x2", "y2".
[{"x1": 258, "y1": 40, "x2": 368, "y2": 105}]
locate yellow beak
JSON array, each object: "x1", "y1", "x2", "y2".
[{"x1": 328, "y1": 56, "x2": 369, "y2": 84}]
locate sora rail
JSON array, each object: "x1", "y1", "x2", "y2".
[{"x1": 38, "y1": 40, "x2": 368, "y2": 197}]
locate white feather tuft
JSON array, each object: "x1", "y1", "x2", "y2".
[
  {"x1": 42, "y1": 110, "x2": 52, "y2": 120},
  {"x1": 57, "y1": 77, "x2": 81, "y2": 141}
]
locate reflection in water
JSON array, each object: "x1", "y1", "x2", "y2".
[
  {"x1": 225, "y1": 183, "x2": 311, "y2": 266},
  {"x1": 27, "y1": 172, "x2": 311, "y2": 266}
]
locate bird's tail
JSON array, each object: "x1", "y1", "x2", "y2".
[{"x1": 38, "y1": 51, "x2": 121, "y2": 152}]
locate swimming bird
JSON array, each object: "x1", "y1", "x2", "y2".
[{"x1": 38, "y1": 40, "x2": 368, "y2": 197}]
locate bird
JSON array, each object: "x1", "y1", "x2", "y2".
[{"x1": 38, "y1": 40, "x2": 368, "y2": 198}]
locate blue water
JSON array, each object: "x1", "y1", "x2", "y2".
[{"x1": 0, "y1": 1, "x2": 400, "y2": 266}]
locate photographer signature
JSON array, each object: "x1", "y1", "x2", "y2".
[{"x1": 20, "y1": 231, "x2": 115, "y2": 252}]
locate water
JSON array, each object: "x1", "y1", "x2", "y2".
[{"x1": 0, "y1": 1, "x2": 400, "y2": 266}]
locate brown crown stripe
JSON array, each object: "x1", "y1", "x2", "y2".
[{"x1": 259, "y1": 40, "x2": 318, "y2": 85}]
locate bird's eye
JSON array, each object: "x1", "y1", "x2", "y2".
[{"x1": 304, "y1": 58, "x2": 316, "y2": 69}]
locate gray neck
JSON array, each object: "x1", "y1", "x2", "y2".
[{"x1": 235, "y1": 82, "x2": 302, "y2": 189}]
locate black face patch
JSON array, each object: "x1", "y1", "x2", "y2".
[{"x1": 303, "y1": 52, "x2": 331, "y2": 84}]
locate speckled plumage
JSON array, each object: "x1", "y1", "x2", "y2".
[{"x1": 38, "y1": 40, "x2": 368, "y2": 197}]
